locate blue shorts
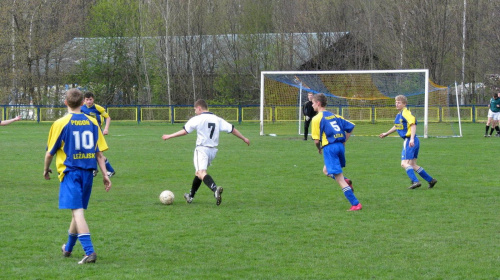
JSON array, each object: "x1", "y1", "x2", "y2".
[
  {"x1": 59, "y1": 169, "x2": 94, "y2": 209},
  {"x1": 323, "y1": 143, "x2": 346, "y2": 176},
  {"x1": 401, "y1": 137, "x2": 420, "y2": 160}
]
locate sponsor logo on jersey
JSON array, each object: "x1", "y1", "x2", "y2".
[
  {"x1": 73, "y1": 152, "x2": 96, "y2": 159},
  {"x1": 71, "y1": 120, "x2": 91, "y2": 126}
]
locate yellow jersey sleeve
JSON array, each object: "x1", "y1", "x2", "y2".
[
  {"x1": 311, "y1": 112, "x2": 322, "y2": 140},
  {"x1": 95, "y1": 104, "x2": 109, "y2": 119}
]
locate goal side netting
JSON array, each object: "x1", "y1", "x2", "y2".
[{"x1": 259, "y1": 70, "x2": 462, "y2": 138}]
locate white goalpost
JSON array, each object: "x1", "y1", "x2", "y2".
[{"x1": 260, "y1": 69, "x2": 462, "y2": 138}]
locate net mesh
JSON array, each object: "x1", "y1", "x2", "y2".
[{"x1": 261, "y1": 71, "x2": 461, "y2": 137}]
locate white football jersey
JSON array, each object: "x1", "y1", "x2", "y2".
[{"x1": 184, "y1": 112, "x2": 234, "y2": 147}]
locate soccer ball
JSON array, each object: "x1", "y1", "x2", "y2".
[{"x1": 159, "y1": 190, "x2": 175, "y2": 205}]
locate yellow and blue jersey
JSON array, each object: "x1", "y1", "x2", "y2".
[
  {"x1": 311, "y1": 111, "x2": 355, "y2": 147},
  {"x1": 395, "y1": 107, "x2": 417, "y2": 139},
  {"x1": 81, "y1": 104, "x2": 109, "y2": 128},
  {"x1": 46, "y1": 113, "x2": 108, "y2": 181}
]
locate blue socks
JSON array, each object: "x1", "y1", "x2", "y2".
[
  {"x1": 78, "y1": 233, "x2": 95, "y2": 256},
  {"x1": 342, "y1": 186, "x2": 359, "y2": 206},
  {"x1": 65, "y1": 232, "x2": 96, "y2": 256},
  {"x1": 405, "y1": 166, "x2": 419, "y2": 182},
  {"x1": 407, "y1": 166, "x2": 434, "y2": 183},
  {"x1": 65, "y1": 232, "x2": 78, "y2": 252},
  {"x1": 328, "y1": 175, "x2": 359, "y2": 206},
  {"x1": 416, "y1": 167, "x2": 433, "y2": 182},
  {"x1": 105, "y1": 159, "x2": 115, "y2": 173}
]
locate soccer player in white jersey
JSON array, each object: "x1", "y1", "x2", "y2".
[{"x1": 162, "y1": 99, "x2": 250, "y2": 206}]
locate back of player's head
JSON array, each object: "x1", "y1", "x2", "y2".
[
  {"x1": 66, "y1": 89, "x2": 84, "y2": 109},
  {"x1": 395, "y1": 95, "x2": 408, "y2": 104},
  {"x1": 312, "y1": 93, "x2": 327, "y2": 107},
  {"x1": 494, "y1": 93, "x2": 498, "y2": 98},
  {"x1": 84, "y1": 92, "x2": 95, "y2": 99},
  {"x1": 194, "y1": 99, "x2": 208, "y2": 110}
]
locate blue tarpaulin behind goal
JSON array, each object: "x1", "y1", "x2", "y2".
[{"x1": 266, "y1": 72, "x2": 444, "y2": 99}]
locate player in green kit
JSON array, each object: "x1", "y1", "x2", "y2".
[{"x1": 485, "y1": 93, "x2": 500, "y2": 137}]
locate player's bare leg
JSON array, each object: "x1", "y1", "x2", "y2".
[
  {"x1": 72, "y1": 209, "x2": 97, "y2": 264},
  {"x1": 324, "y1": 165, "x2": 353, "y2": 191},
  {"x1": 485, "y1": 117, "x2": 493, "y2": 137}
]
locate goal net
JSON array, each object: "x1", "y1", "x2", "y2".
[{"x1": 260, "y1": 70, "x2": 462, "y2": 138}]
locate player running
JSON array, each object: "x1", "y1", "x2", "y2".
[{"x1": 311, "y1": 93, "x2": 362, "y2": 211}]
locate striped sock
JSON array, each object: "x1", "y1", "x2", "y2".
[
  {"x1": 405, "y1": 166, "x2": 419, "y2": 183},
  {"x1": 416, "y1": 167, "x2": 433, "y2": 182},
  {"x1": 342, "y1": 186, "x2": 359, "y2": 206},
  {"x1": 203, "y1": 175, "x2": 217, "y2": 192}
]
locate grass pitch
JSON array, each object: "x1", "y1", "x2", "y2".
[{"x1": 0, "y1": 122, "x2": 498, "y2": 279}]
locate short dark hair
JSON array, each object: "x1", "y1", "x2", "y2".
[
  {"x1": 312, "y1": 93, "x2": 327, "y2": 107},
  {"x1": 66, "y1": 89, "x2": 84, "y2": 109},
  {"x1": 84, "y1": 92, "x2": 95, "y2": 99},
  {"x1": 494, "y1": 93, "x2": 498, "y2": 98},
  {"x1": 194, "y1": 99, "x2": 208, "y2": 110}
]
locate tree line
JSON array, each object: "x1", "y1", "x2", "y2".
[{"x1": 1, "y1": 0, "x2": 499, "y2": 106}]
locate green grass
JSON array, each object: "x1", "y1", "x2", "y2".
[{"x1": 0, "y1": 122, "x2": 498, "y2": 279}]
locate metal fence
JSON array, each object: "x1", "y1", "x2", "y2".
[{"x1": 0, "y1": 104, "x2": 490, "y2": 124}]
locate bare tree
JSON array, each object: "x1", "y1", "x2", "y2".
[
  {"x1": 3, "y1": 0, "x2": 500, "y2": 106},
  {"x1": 0, "y1": 0, "x2": 91, "y2": 105}
]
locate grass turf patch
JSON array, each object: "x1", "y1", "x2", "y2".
[{"x1": 0, "y1": 122, "x2": 498, "y2": 279}]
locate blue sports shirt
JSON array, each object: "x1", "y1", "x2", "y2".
[
  {"x1": 394, "y1": 107, "x2": 417, "y2": 139},
  {"x1": 46, "y1": 113, "x2": 108, "y2": 181},
  {"x1": 311, "y1": 111, "x2": 355, "y2": 147},
  {"x1": 81, "y1": 104, "x2": 109, "y2": 128}
]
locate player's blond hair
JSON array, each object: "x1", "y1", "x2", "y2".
[
  {"x1": 66, "y1": 89, "x2": 84, "y2": 109},
  {"x1": 395, "y1": 95, "x2": 408, "y2": 105}
]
